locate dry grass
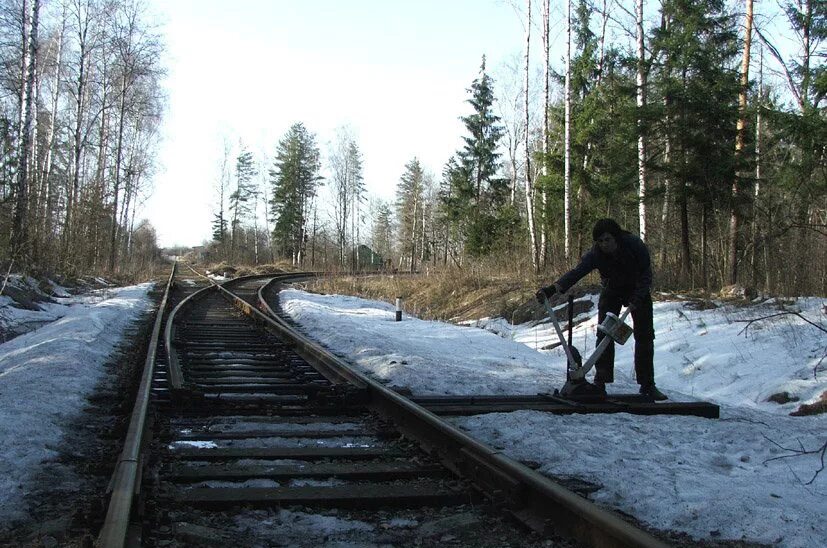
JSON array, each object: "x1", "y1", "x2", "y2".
[
  {"x1": 205, "y1": 261, "x2": 294, "y2": 277},
  {"x1": 304, "y1": 269, "x2": 597, "y2": 325},
  {"x1": 307, "y1": 272, "x2": 517, "y2": 322}
]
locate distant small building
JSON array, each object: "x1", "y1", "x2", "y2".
[{"x1": 354, "y1": 244, "x2": 384, "y2": 271}]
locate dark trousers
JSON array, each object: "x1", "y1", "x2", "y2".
[{"x1": 594, "y1": 291, "x2": 655, "y2": 386}]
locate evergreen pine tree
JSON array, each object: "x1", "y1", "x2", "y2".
[
  {"x1": 229, "y1": 148, "x2": 258, "y2": 258},
  {"x1": 346, "y1": 141, "x2": 366, "y2": 268},
  {"x1": 396, "y1": 158, "x2": 424, "y2": 272},
  {"x1": 443, "y1": 56, "x2": 508, "y2": 257},
  {"x1": 211, "y1": 213, "x2": 228, "y2": 244},
  {"x1": 459, "y1": 56, "x2": 505, "y2": 202},
  {"x1": 269, "y1": 123, "x2": 321, "y2": 265},
  {"x1": 371, "y1": 200, "x2": 394, "y2": 268},
  {"x1": 649, "y1": 0, "x2": 740, "y2": 284}
]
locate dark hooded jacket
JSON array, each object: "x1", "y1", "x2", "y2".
[{"x1": 555, "y1": 231, "x2": 652, "y2": 304}]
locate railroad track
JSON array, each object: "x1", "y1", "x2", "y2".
[{"x1": 97, "y1": 268, "x2": 676, "y2": 548}]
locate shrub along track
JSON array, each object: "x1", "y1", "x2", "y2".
[{"x1": 97, "y1": 269, "x2": 686, "y2": 548}]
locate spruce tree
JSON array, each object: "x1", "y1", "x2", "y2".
[
  {"x1": 269, "y1": 123, "x2": 321, "y2": 265},
  {"x1": 371, "y1": 200, "x2": 394, "y2": 268},
  {"x1": 459, "y1": 56, "x2": 504, "y2": 202},
  {"x1": 442, "y1": 56, "x2": 508, "y2": 257},
  {"x1": 347, "y1": 141, "x2": 365, "y2": 269},
  {"x1": 396, "y1": 158, "x2": 424, "y2": 272},
  {"x1": 649, "y1": 0, "x2": 740, "y2": 285},
  {"x1": 229, "y1": 148, "x2": 258, "y2": 259},
  {"x1": 211, "y1": 213, "x2": 228, "y2": 244}
]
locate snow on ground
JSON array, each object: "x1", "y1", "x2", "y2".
[
  {"x1": 280, "y1": 288, "x2": 827, "y2": 548},
  {"x1": 279, "y1": 291, "x2": 564, "y2": 395},
  {"x1": 0, "y1": 282, "x2": 153, "y2": 525},
  {"x1": 0, "y1": 277, "x2": 71, "y2": 341}
]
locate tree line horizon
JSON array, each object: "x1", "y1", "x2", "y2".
[
  {"x1": 210, "y1": 0, "x2": 824, "y2": 296},
  {"x1": 0, "y1": 1, "x2": 823, "y2": 295}
]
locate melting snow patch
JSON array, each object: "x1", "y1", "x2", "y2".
[{"x1": 169, "y1": 440, "x2": 219, "y2": 449}]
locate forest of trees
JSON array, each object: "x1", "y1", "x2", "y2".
[
  {"x1": 0, "y1": 1, "x2": 821, "y2": 293},
  {"x1": 211, "y1": 0, "x2": 824, "y2": 295},
  {"x1": 0, "y1": 0, "x2": 164, "y2": 276}
]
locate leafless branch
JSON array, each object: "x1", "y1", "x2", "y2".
[
  {"x1": 816, "y1": 347, "x2": 827, "y2": 380},
  {"x1": 0, "y1": 260, "x2": 14, "y2": 297},
  {"x1": 735, "y1": 311, "x2": 827, "y2": 337},
  {"x1": 721, "y1": 416, "x2": 771, "y2": 428},
  {"x1": 754, "y1": 26, "x2": 802, "y2": 109},
  {"x1": 762, "y1": 434, "x2": 827, "y2": 486}
]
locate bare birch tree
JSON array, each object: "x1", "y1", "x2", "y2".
[
  {"x1": 636, "y1": 0, "x2": 648, "y2": 242},
  {"x1": 540, "y1": 0, "x2": 550, "y2": 265},
  {"x1": 63, "y1": 0, "x2": 101, "y2": 264},
  {"x1": 108, "y1": 0, "x2": 162, "y2": 271},
  {"x1": 564, "y1": 0, "x2": 573, "y2": 260},
  {"x1": 10, "y1": 0, "x2": 39, "y2": 259},
  {"x1": 523, "y1": 0, "x2": 539, "y2": 271}
]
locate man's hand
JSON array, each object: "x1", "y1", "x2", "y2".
[
  {"x1": 627, "y1": 295, "x2": 642, "y2": 311},
  {"x1": 535, "y1": 284, "x2": 558, "y2": 303}
]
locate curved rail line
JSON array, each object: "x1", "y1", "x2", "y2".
[{"x1": 97, "y1": 268, "x2": 671, "y2": 548}]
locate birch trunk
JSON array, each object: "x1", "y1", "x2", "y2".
[
  {"x1": 310, "y1": 196, "x2": 317, "y2": 267},
  {"x1": 39, "y1": 12, "x2": 65, "y2": 250},
  {"x1": 252, "y1": 197, "x2": 259, "y2": 264},
  {"x1": 64, "y1": 1, "x2": 93, "y2": 262},
  {"x1": 261, "y1": 171, "x2": 274, "y2": 262},
  {"x1": 728, "y1": 0, "x2": 753, "y2": 285},
  {"x1": 27, "y1": 43, "x2": 40, "y2": 255},
  {"x1": 523, "y1": 0, "x2": 539, "y2": 272},
  {"x1": 596, "y1": 0, "x2": 608, "y2": 83},
  {"x1": 658, "y1": 107, "x2": 671, "y2": 269},
  {"x1": 658, "y1": 13, "x2": 672, "y2": 271},
  {"x1": 564, "y1": 0, "x2": 572, "y2": 260},
  {"x1": 409, "y1": 196, "x2": 418, "y2": 274},
  {"x1": 11, "y1": 0, "x2": 39, "y2": 258},
  {"x1": 109, "y1": 74, "x2": 128, "y2": 272},
  {"x1": 17, "y1": 0, "x2": 30, "y2": 149},
  {"x1": 636, "y1": 0, "x2": 648, "y2": 241},
  {"x1": 540, "y1": 0, "x2": 550, "y2": 266},
  {"x1": 119, "y1": 126, "x2": 140, "y2": 261},
  {"x1": 753, "y1": 48, "x2": 765, "y2": 289},
  {"x1": 419, "y1": 202, "x2": 426, "y2": 266}
]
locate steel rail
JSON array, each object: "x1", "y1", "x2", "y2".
[
  {"x1": 100, "y1": 267, "x2": 671, "y2": 548},
  {"x1": 253, "y1": 275, "x2": 671, "y2": 548},
  {"x1": 98, "y1": 267, "x2": 270, "y2": 546},
  {"x1": 165, "y1": 270, "x2": 337, "y2": 390},
  {"x1": 97, "y1": 263, "x2": 177, "y2": 548},
  {"x1": 161, "y1": 267, "x2": 284, "y2": 390},
  {"x1": 162, "y1": 271, "x2": 227, "y2": 390}
]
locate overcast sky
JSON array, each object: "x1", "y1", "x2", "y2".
[{"x1": 142, "y1": 0, "x2": 552, "y2": 248}]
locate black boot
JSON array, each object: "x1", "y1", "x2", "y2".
[{"x1": 640, "y1": 384, "x2": 668, "y2": 401}]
